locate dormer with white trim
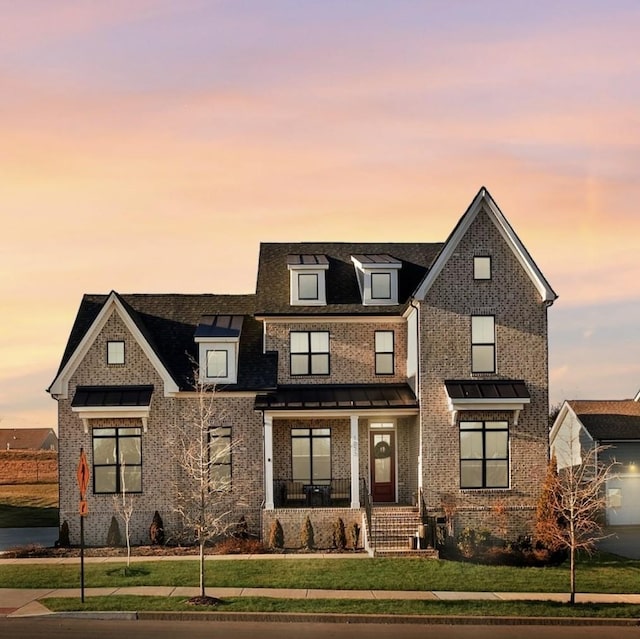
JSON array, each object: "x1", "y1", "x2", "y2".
[
  {"x1": 195, "y1": 315, "x2": 243, "y2": 384},
  {"x1": 351, "y1": 254, "x2": 402, "y2": 306},
  {"x1": 287, "y1": 254, "x2": 329, "y2": 306}
]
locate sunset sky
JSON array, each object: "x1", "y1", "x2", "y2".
[{"x1": 1, "y1": 1, "x2": 639, "y2": 430}]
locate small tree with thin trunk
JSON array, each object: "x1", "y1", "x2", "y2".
[
  {"x1": 548, "y1": 436, "x2": 617, "y2": 604},
  {"x1": 171, "y1": 371, "x2": 242, "y2": 603},
  {"x1": 113, "y1": 458, "x2": 134, "y2": 573}
]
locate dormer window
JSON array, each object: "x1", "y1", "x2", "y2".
[
  {"x1": 287, "y1": 255, "x2": 328, "y2": 306},
  {"x1": 351, "y1": 254, "x2": 401, "y2": 305},
  {"x1": 195, "y1": 315, "x2": 243, "y2": 384}
]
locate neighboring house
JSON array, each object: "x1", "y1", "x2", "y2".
[
  {"x1": 550, "y1": 395, "x2": 640, "y2": 526},
  {"x1": 48, "y1": 187, "x2": 557, "y2": 550},
  {"x1": 0, "y1": 428, "x2": 58, "y2": 451}
]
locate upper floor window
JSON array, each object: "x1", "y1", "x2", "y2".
[
  {"x1": 287, "y1": 255, "x2": 328, "y2": 306},
  {"x1": 351, "y1": 254, "x2": 401, "y2": 305},
  {"x1": 209, "y1": 426, "x2": 232, "y2": 488},
  {"x1": 460, "y1": 420, "x2": 509, "y2": 489},
  {"x1": 290, "y1": 331, "x2": 329, "y2": 376},
  {"x1": 474, "y1": 256, "x2": 491, "y2": 280},
  {"x1": 92, "y1": 426, "x2": 142, "y2": 494},
  {"x1": 107, "y1": 341, "x2": 125, "y2": 365},
  {"x1": 471, "y1": 315, "x2": 495, "y2": 373},
  {"x1": 375, "y1": 331, "x2": 394, "y2": 375},
  {"x1": 206, "y1": 349, "x2": 229, "y2": 379}
]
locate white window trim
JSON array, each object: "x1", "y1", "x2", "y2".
[
  {"x1": 196, "y1": 337, "x2": 239, "y2": 384},
  {"x1": 351, "y1": 257, "x2": 402, "y2": 306},
  {"x1": 288, "y1": 263, "x2": 328, "y2": 306}
]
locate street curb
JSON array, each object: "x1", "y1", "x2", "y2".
[{"x1": 136, "y1": 610, "x2": 640, "y2": 626}]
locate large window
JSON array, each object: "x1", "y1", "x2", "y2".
[
  {"x1": 92, "y1": 426, "x2": 142, "y2": 494},
  {"x1": 460, "y1": 420, "x2": 509, "y2": 488},
  {"x1": 290, "y1": 331, "x2": 329, "y2": 375},
  {"x1": 209, "y1": 426, "x2": 232, "y2": 487},
  {"x1": 471, "y1": 315, "x2": 495, "y2": 373},
  {"x1": 375, "y1": 331, "x2": 394, "y2": 375},
  {"x1": 291, "y1": 428, "x2": 331, "y2": 483}
]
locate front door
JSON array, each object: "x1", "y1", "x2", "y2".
[{"x1": 370, "y1": 430, "x2": 395, "y2": 502}]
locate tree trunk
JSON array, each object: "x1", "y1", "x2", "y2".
[
  {"x1": 200, "y1": 537, "x2": 205, "y2": 598},
  {"x1": 569, "y1": 546, "x2": 576, "y2": 605}
]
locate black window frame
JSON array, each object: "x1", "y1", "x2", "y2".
[
  {"x1": 206, "y1": 348, "x2": 229, "y2": 379},
  {"x1": 291, "y1": 427, "x2": 332, "y2": 484},
  {"x1": 106, "y1": 340, "x2": 125, "y2": 365},
  {"x1": 290, "y1": 330, "x2": 330, "y2": 376},
  {"x1": 471, "y1": 315, "x2": 496, "y2": 373},
  {"x1": 370, "y1": 272, "x2": 392, "y2": 300},
  {"x1": 459, "y1": 420, "x2": 509, "y2": 489},
  {"x1": 374, "y1": 330, "x2": 395, "y2": 375},
  {"x1": 208, "y1": 425, "x2": 232, "y2": 490},
  {"x1": 297, "y1": 272, "x2": 319, "y2": 301},
  {"x1": 92, "y1": 426, "x2": 142, "y2": 494}
]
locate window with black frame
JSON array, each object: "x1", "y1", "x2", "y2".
[
  {"x1": 291, "y1": 428, "x2": 331, "y2": 484},
  {"x1": 208, "y1": 426, "x2": 232, "y2": 488},
  {"x1": 92, "y1": 426, "x2": 142, "y2": 494},
  {"x1": 290, "y1": 331, "x2": 330, "y2": 375},
  {"x1": 459, "y1": 420, "x2": 509, "y2": 489}
]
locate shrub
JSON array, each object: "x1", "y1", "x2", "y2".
[
  {"x1": 268, "y1": 519, "x2": 284, "y2": 550},
  {"x1": 349, "y1": 522, "x2": 360, "y2": 550},
  {"x1": 233, "y1": 515, "x2": 249, "y2": 540},
  {"x1": 332, "y1": 517, "x2": 347, "y2": 550},
  {"x1": 106, "y1": 515, "x2": 122, "y2": 547},
  {"x1": 456, "y1": 527, "x2": 490, "y2": 558},
  {"x1": 58, "y1": 520, "x2": 70, "y2": 548},
  {"x1": 149, "y1": 511, "x2": 165, "y2": 546},
  {"x1": 301, "y1": 515, "x2": 314, "y2": 550},
  {"x1": 214, "y1": 536, "x2": 265, "y2": 554}
]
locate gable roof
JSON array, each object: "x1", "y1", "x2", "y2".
[
  {"x1": 414, "y1": 187, "x2": 557, "y2": 304},
  {"x1": 255, "y1": 242, "x2": 443, "y2": 315},
  {"x1": 0, "y1": 428, "x2": 57, "y2": 450},
  {"x1": 49, "y1": 292, "x2": 277, "y2": 397},
  {"x1": 566, "y1": 399, "x2": 640, "y2": 440}
]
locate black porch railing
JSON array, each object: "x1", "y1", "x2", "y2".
[{"x1": 273, "y1": 478, "x2": 364, "y2": 508}]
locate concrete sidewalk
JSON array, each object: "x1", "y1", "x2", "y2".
[
  {"x1": 3, "y1": 586, "x2": 640, "y2": 619},
  {"x1": 2, "y1": 554, "x2": 640, "y2": 621}
]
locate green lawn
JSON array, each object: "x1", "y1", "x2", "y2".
[
  {"x1": 3, "y1": 553, "x2": 640, "y2": 594},
  {"x1": 0, "y1": 484, "x2": 59, "y2": 527},
  {"x1": 41, "y1": 595, "x2": 640, "y2": 618}
]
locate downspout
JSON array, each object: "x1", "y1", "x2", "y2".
[{"x1": 409, "y1": 298, "x2": 423, "y2": 513}]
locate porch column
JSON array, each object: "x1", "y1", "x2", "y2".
[
  {"x1": 350, "y1": 414, "x2": 360, "y2": 508},
  {"x1": 264, "y1": 414, "x2": 274, "y2": 510}
]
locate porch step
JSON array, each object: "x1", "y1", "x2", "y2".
[{"x1": 369, "y1": 506, "x2": 438, "y2": 558}]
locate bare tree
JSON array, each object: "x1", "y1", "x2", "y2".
[
  {"x1": 112, "y1": 458, "x2": 134, "y2": 572},
  {"x1": 550, "y1": 434, "x2": 618, "y2": 604},
  {"x1": 171, "y1": 374, "x2": 241, "y2": 602}
]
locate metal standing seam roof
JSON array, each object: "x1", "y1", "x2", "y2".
[
  {"x1": 194, "y1": 315, "x2": 244, "y2": 339},
  {"x1": 445, "y1": 380, "x2": 530, "y2": 400},
  {"x1": 71, "y1": 385, "x2": 154, "y2": 408},
  {"x1": 287, "y1": 254, "x2": 329, "y2": 266},
  {"x1": 254, "y1": 384, "x2": 418, "y2": 411}
]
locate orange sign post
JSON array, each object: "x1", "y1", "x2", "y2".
[{"x1": 76, "y1": 448, "x2": 89, "y2": 603}]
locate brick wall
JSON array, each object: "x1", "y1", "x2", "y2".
[
  {"x1": 418, "y1": 207, "x2": 550, "y2": 539},
  {"x1": 265, "y1": 320, "x2": 407, "y2": 385}
]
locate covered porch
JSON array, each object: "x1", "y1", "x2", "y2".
[{"x1": 255, "y1": 384, "x2": 420, "y2": 510}]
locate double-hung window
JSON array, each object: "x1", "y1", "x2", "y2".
[
  {"x1": 471, "y1": 315, "x2": 495, "y2": 373},
  {"x1": 291, "y1": 428, "x2": 331, "y2": 483},
  {"x1": 290, "y1": 331, "x2": 329, "y2": 375},
  {"x1": 375, "y1": 331, "x2": 394, "y2": 375},
  {"x1": 208, "y1": 426, "x2": 232, "y2": 487},
  {"x1": 92, "y1": 426, "x2": 142, "y2": 494},
  {"x1": 460, "y1": 420, "x2": 509, "y2": 488}
]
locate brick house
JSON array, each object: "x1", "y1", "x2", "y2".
[{"x1": 48, "y1": 187, "x2": 557, "y2": 551}]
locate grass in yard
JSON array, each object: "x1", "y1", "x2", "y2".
[
  {"x1": 0, "y1": 483, "x2": 59, "y2": 527},
  {"x1": 3, "y1": 554, "x2": 640, "y2": 593},
  {"x1": 41, "y1": 595, "x2": 640, "y2": 618}
]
